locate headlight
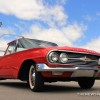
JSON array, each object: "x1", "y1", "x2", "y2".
[
  {"x1": 98, "y1": 58, "x2": 100, "y2": 65},
  {"x1": 48, "y1": 52, "x2": 59, "y2": 63},
  {"x1": 59, "y1": 53, "x2": 68, "y2": 63}
]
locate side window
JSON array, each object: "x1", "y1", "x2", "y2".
[
  {"x1": 16, "y1": 43, "x2": 26, "y2": 52},
  {"x1": 5, "y1": 43, "x2": 16, "y2": 55},
  {"x1": 16, "y1": 41, "x2": 26, "y2": 52}
]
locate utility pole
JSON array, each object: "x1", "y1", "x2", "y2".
[{"x1": 0, "y1": 22, "x2": 2, "y2": 27}]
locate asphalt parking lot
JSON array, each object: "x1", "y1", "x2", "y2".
[{"x1": 0, "y1": 79, "x2": 100, "y2": 100}]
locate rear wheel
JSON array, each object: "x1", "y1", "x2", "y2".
[
  {"x1": 28, "y1": 65, "x2": 44, "y2": 92},
  {"x1": 78, "y1": 78, "x2": 95, "y2": 89}
]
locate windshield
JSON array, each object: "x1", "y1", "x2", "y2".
[{"x1": 18, "y1": 38, "x2": 58, "y2": 49}]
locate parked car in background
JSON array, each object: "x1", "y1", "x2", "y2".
[{"x1": 0, "y1": 37, "x2": 100, "y2": 92}]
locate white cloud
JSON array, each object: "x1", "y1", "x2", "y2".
[
  {"x1": 0, "y1": 0, "x2": 67, "y2": 26},
  {"x1": 42, "y1": 5, "x2": 67, "y2": 27},
  {"x1": 23, "y1": 23, "x2": 85, "y2": 46},
  {"x1": 62, "y1": 23, "x2": 86, "y2": 42},
  {"x1": 0, "y1": 0, "x2": 43, "y2": 19},
  {"x1": 83, "y1": 37, "x2": 100, "y2": 52}
]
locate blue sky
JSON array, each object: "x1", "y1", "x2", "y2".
[{"x1": 0, "y1": 0, "x2": 100, "y2": 52}]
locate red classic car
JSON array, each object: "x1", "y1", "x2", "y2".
[{"x1": 0, "y1": 37, "x2": 100, "y2": 92}]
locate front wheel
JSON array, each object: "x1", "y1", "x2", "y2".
[
  {"x1": 28, "y1": 65, "x2": 44, "y2": 92},
  {"x1": 78, "y1": 78, "x2": 95, "y2": 89}
]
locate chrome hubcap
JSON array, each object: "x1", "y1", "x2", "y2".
[{"x1": 29, "y1": 66, "x2": 35, "y2": 89}]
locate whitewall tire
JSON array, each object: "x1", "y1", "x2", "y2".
[{"x1": 29, "y1": 65, "x2": 44, "y2": 92}]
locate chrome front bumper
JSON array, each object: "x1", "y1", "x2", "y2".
[{"x1": 36, "y1": 63, "x2": 99, "y2": 77}]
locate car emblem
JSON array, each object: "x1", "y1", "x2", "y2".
[{"x1": 80, "y1": 56, "x2": 91, "y2": 61}]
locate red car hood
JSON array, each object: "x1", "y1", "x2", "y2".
[{"x1": 44, "y1": 46, "x2": 100, "y2": 56}]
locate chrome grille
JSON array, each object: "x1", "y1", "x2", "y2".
[{"x1": 66, "y1": 52, "x2": 99, "y2": 66}]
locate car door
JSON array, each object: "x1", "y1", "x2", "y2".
[{"x1": 0, "y1": 42, "x2": 16, "y2": 78}]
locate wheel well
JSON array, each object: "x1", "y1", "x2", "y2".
[{"x1": 18, "y1": 59, "x2": 36, "y2": 81}]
